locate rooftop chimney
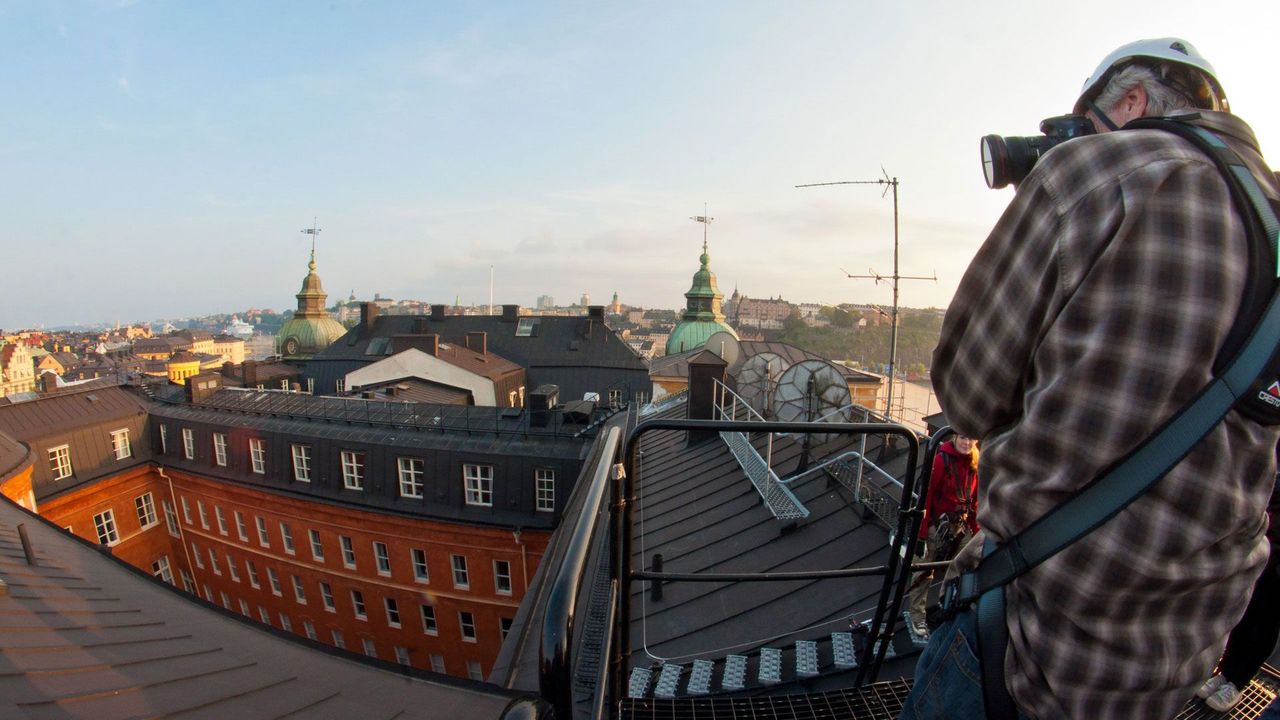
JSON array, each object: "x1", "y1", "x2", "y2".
[
  {"x1": 413, "y1": 317, "x2": 429, "y2": 334},
  {"x1": 392, "y1": 334, "x2": 439, "y2": 357},
  {"x1": 431, "y1": 304, "x2": 446, "y2": 321},
  {"x1": 687, "y1": 350, "x2": 729, "y2": 444},
  {"x1": 361, "y1": 302, "x2": 380, "y2": 332},
  {"x1": 501, "y1": 304, "x2": 519, "y2": 322},
  {"x1": 242, "y1": 360, "x2": 258, "y2": 387},
  {"x1": 588, "y1": 305, "x2": 605, "y2": 320},
  {"x1": 465, "y1": 331, "x2": 488, "y2": 355}
]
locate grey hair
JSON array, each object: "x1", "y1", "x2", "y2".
[{"x1": 1093, "y1": 62, "x2": 1221, "y2": 117}]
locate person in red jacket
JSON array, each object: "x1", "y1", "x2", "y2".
[{"x1": 906, "y1": 435, "x2": 979, "y2": 640}]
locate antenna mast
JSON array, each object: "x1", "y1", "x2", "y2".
[
  {"x1": 796, "y1": 174, "x2": 935, "y2": 419},
  {"x1": 300, "y1": 218, "x2": 322, "y2": 264},
  {"x1": 690, "y1": 203, "x2": 713, "y2": 253}
]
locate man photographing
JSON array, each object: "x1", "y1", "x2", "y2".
[{"x1": 902, "y1": 38, "x2": 1280, "y2": 719}]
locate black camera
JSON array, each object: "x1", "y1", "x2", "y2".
[{"x1": 980, "y1": 114, "x2": 1096, "y2": 189}]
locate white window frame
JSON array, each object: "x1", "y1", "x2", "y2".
[
  {"x1": 309, "y1": 529, "x2": 324, "y2": 562},
  {"x1": 227, "y1": 554, "x2": 240, "y2": 582},
  {"x1": 180, "y1": 568, "x2": 195, "y2": 593},
  {"x1": 336, "y1": 379, "x2": 345, "y2": 394},
  {"x1": 384, "y1": 597, "x2": 401, "y2": 628},
  {"x1": 134, "y1": 492, "x2": 157, "y2": 528},
  {"x1": 215, "y1": 505, "x2": 227, "y2": 535},
  {"x1": 536, "y1": 468, "x2": 556, "y2": 512},
  {"x1": 608, "y1": 388, "x2": 623, "y2": 409},
  {"x1": 280, "y1": 613, "x2": 292, "y2": 632},
  {"x1": 420, "y1": 604, "x2": 438, "y2": 635},
  {"x1": 151, "y1": 555, "x2": 173, "y2": 584},
  {"x1": 49, "y1": 444, "x2": 73, "y2": 480},
  {"x1": 430, "y1": 655, "x2": 445, "y2": 674},
  {"x1": 162, "y1": 499, "x2": 180, "y2": 537},
  {"x1": 182, "y1": 427, "x2": 195, "y2": 459},
  {"x1": 110, "y1": 428, "x2": 131, "y2": 460},
  {"x1": 256, "y1": 516, "x2": 270, "y2": 547},
  {"x1": 213, "y1": 432, "x2": 228, "y2": 467},
  {"x1": 362, "y1": 637, "x2": 378, "y2": 658},
  {"x1": 197, "y1": 500, "x2": 209, "y2": 529},
  {"x1": 303, "y1": 621, "x2": 316, "y2": 640},
  {"x1": 291, "y1": 574, "x2": 306, "y2": 604},
  {"x1": 494, "y1": 559, "x2": 512, "y2": 596},
  {"x1": 341, "y1": 450, "x2": 364, "y2": 490},
  {"x1": 331, "y1": 629, "x2": 345, "y2": 649},
  {"x1": 320, "y1": 581, "x2": 335, "y2": 612},
  {"x1": 259, "y1": 606, "x2": 271, "y2": 624},
  {"x1": 411, "y1": 548, "x2": 429, "y2": 583},
  {"x1": 351, "y1": 589, "x2": 367, "y2": 620},
  {"x1": 93, "y1": 509, "x2": 119, "y2": 545},
  {"x1": 340, "y1": 535, "x2": 356, "y2": 569},
  {"x1": 246, "y1": 559, "x2": 260, "y2": 588},
  {"x1": 190, "y1": 541, "x2": 204, "y2": 568},
  {"x1": 373, "y1": 541, "x2": 391, "y2": 576},
  {"x1": 459, "y1": 611, "x2": 477, "y2": 642},
  {"x1": 291, "y1": 444, "x2": 311, "y2": 482},
  {"x1": 394, "y1": 645, "x2": 411, "y2": 665},
  {"x1": 397, "y1": 457, "x2": 424, "y2": 498},
  {"x1": 235, "y1": 510, "x2": 248, "y2": 541},
  {"x1": 180, "y1": 496, "x2": 192, "y2": 524},
  {"x1": 467, "y1": 660, "x2": 483, "y2": 680},
  {"x1": 267, "y1": 567, "x2": 282, "y2": 596},
  {"x1": 464, "y1": 464, "x2": 493, "y2": 507},
  {"x1": 451, "y1": 554, "x2": 469, "y2": 589},
  {"x1": 249, "y1": 438, "x2": 265, "y2": 474},
  {"x1": 159, "y1": 423, "x2": 168, "y2": 454},
  {"x1": 208, "y1": 548, "x2": 221, "y2": 575},
  {"x1": 280, "y1": 522, "x2": 295, "y2": 555}
]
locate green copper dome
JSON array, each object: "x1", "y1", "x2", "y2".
[
  {"x1": 277, "y1": 252, "x2": 347, "y2": 360},
  {"x1": 666, "y1": 238, "x2": 737, "y2": 354}
]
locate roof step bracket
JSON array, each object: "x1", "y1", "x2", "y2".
[{"x1": 758, "y1": 647, "x2": 782, "y2": 685}]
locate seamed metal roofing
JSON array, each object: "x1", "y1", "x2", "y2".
[{"x1": 0, "y1": 497, "x2": 523, "y2": 719}]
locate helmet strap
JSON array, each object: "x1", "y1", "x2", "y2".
[{"x1": 1089, "y1": 101, "x2": 1121, "y2": 132}]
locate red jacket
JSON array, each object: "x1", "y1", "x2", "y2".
[{"x1": 918, "y1": 440, "x2": 980, "y2": 539}]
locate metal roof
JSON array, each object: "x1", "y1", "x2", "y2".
[{"x1": 0, "y1": 499, "x2": 522, "y2": 719}]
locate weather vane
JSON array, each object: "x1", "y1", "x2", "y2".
[{"x1": 301, "y1": 218, "x2": 321, "y2": 263}]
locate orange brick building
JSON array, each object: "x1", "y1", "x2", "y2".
[{"x1": 0, "y1": 379, "x2": 588, "y2": 680}]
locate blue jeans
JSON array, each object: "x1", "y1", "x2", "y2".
[{"x1": 899, "y1": 610, "x2": 1028, "y2": 720}]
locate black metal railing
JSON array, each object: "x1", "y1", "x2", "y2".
[
  {"x1": 539, "y1": 425, "x2": 623, "y2": 718},
  {"x1": 534, "y1": 417, "x2": 955, "y2": 719},
  {"x1": 612, "y1": 419, "x2": 925, "y2": 704}
]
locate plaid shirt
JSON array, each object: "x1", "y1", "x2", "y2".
[{"x1": 933, "y1": 111, "x2": 1280, "y2": 720}]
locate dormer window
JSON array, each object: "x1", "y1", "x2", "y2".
[{"x1": 515, "y1": 318, "x2": 538, "y2": 337}]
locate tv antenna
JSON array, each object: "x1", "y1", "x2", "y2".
[
  {"x1": 796, "y1": 170, "x2": 935, "y2": 419},
  {"x1": 300, "y1": 218, "x2": 321, "y2": 264}
]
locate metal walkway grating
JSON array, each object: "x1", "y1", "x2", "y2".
[
  {"x1": 719, "y1": 429, "x2": 810, "y2": 520},
  {"x1": 619, "y1": 679, "x2": 913, "y2": 720},
  {"x1": 620, "y1": 672, "x2": 1280, "y2": 720}
]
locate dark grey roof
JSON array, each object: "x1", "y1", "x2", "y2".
[
  {"x1": 622, "y1": 405, "x2": 918, "y2": 683},
  {"x1": 305, "y1": 314, "x2": 649, "y2": 402},
  {"x1": 0, "y1": 498, "x2": 523, "y2": 719}
]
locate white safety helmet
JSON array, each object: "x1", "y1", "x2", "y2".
[{"x1": 1073, "y1": 37, "x2": 1227, "y2": 114}]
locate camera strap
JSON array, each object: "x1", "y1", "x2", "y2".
[{"x1": 952, "y1": 118, "x2": 1280, "y2": 720}]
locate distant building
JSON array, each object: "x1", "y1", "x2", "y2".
[
  {"x1": 0, "y1": 343, "x2": 34, "y2": 397},
  {"x1": 665, "y1": 239, "x2": 738, "y2": 355},
  {"x1": 536, "y1": 295, "x2": 556, "y2": 310},
  {"x1": 211, "y1": 334, "x2": 246, "y2": 365},
  {"x1": 307, "y1": 303, "x2": 649, "y2": 406}
]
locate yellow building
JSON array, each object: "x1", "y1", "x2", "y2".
[{"x1": 166, "y1": 352, "x2": 202, "y2": 385}]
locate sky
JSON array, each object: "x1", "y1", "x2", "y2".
[{"x1": 3, "y1": 1, "x2": 1278, "y2": 329}]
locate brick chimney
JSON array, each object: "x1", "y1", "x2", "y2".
[
  {"x1": 392, "y1": 334, "x2": 439, "y2": 356},
  {"x1": 431, "y1": 304, "x2": 446, "y2": 320},
  {"x1": 242, "y1": 360, "x2": 259, "y2": 387},
  {"x1": 361, "y1": 302, "x2": 380, "y2": 332},
  {"x1": 501, "y1": 304, "x2": 519, "y2": 322},
  {"x1": 465, "y1": 331, "x2": 487, "y2": 355}
]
